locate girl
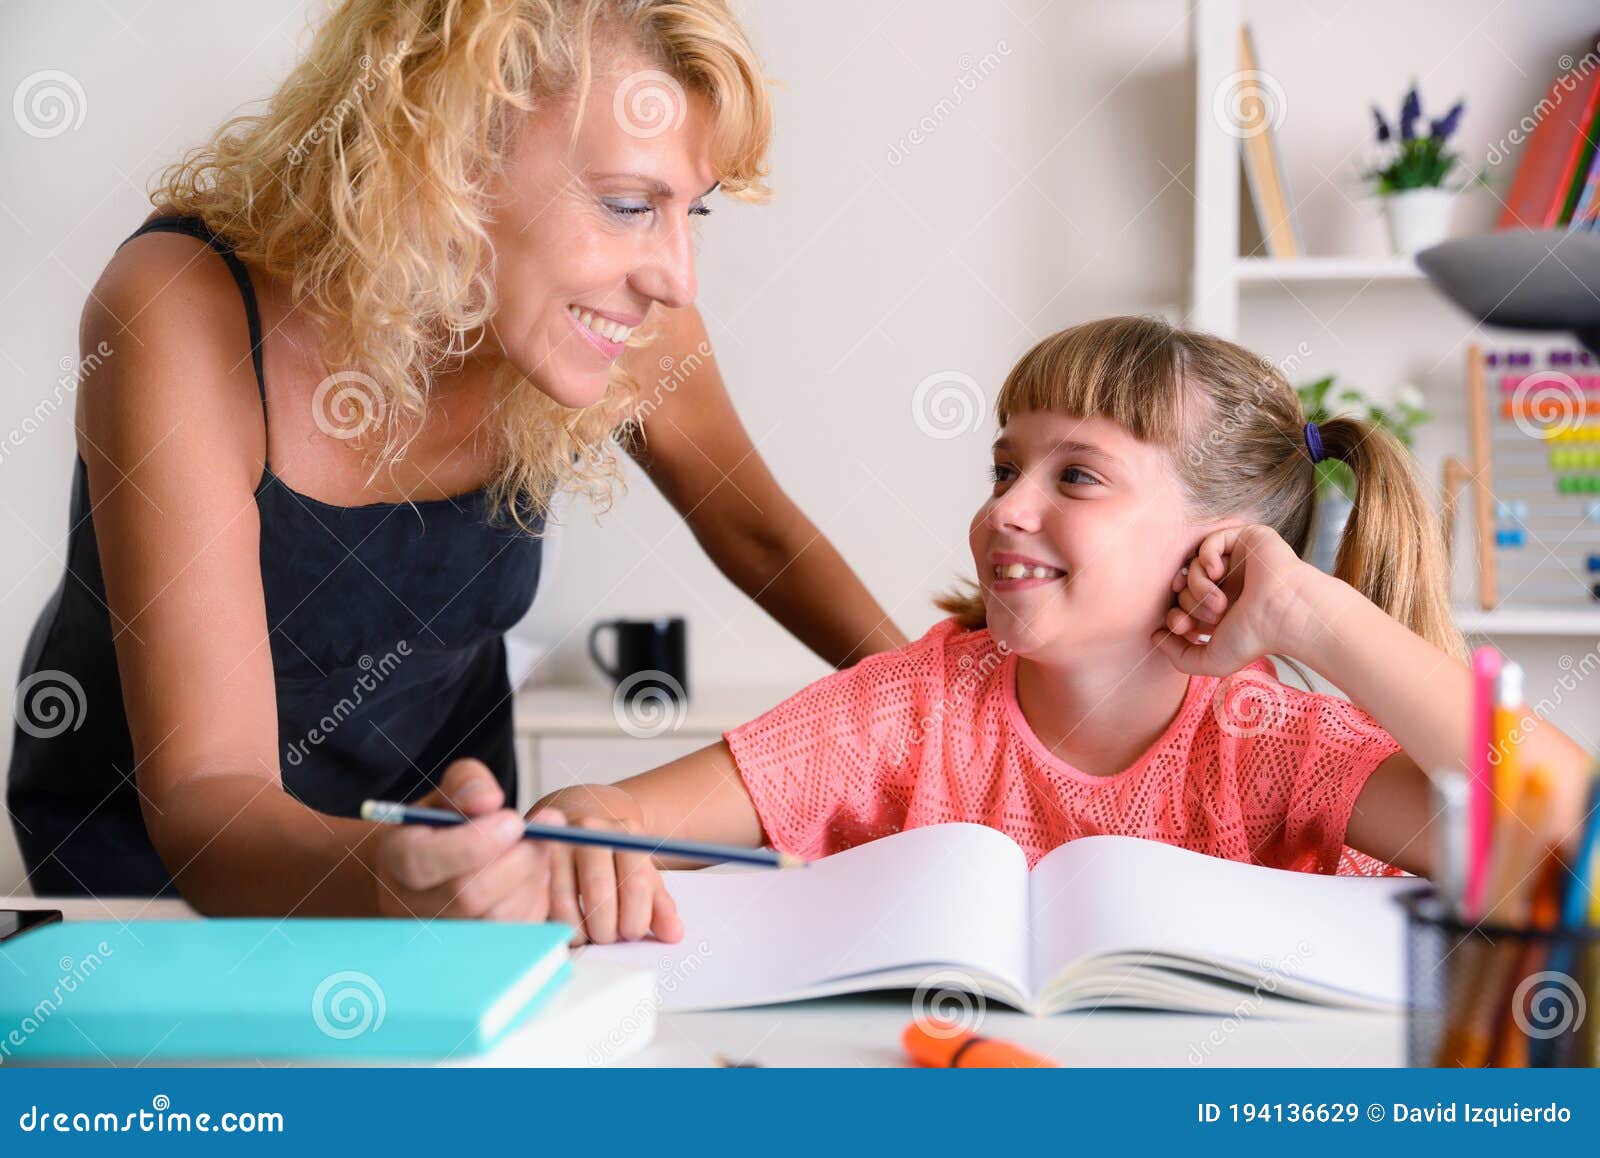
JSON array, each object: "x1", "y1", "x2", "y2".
[{"x1": 530, "y1": 315, "x2": 1592, "y2": 944}]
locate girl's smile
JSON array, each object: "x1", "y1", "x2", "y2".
[{"x1": 988, "y1": 551, "x2": 1068, "y2": 591}]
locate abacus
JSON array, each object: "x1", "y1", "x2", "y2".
[{"x1": 1461, "y1": 343, "x2": 1600, "y2": 610}]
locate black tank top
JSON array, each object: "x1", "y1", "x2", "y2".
[{"x1": 6, "y1": 215, "x2": 544, "y2": 897}]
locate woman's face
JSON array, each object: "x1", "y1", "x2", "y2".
[
  {"x1": 483, "y1": 54, "x2": 717, "y2": 408},
  {"x1": 969, "y1": 410, "x2": 1209, "y2": 665}
]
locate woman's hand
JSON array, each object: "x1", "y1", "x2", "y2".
[
  {"x1": 529, "y1": 783, "x2": 684, "y2": 947},
  {"x1": 373, "y1": 758, "x2": 556, "y2": 921},
  {"x1": 1152, "y1": 524, "x2": 1322, "y2": 676}
]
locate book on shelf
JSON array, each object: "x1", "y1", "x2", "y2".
[
  {"x1": 1236, "y1": 24, "x2": 1303, "y2": 259},
  {"x1": 1499, "y1": 31, "x2": 1600, "y2": 230},
  {"x1": 1568, "y1": 142, "x2": 1600, "y2": 230}
]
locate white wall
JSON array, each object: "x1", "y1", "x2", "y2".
[{"x1": 3, "y1": 1, "x2": 1597, "y2": 893}]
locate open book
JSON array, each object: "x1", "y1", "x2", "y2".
[{"x1": 582, "y1": 823, "x2": 1417, "y2": 1016}]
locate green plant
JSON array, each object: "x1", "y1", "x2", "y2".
[
  {"x1": 1297, "y1": 375, "x2": 1430, "y2": 499},
  {"x1": 1362, "y1": 82, "x2": 1466, "y2": 193}
]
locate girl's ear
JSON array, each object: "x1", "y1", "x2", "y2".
[{"x1": 1183, "y1": 515, "x2": 1256, "y2": 557}]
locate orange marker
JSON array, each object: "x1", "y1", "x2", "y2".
[
  {"x1": 1491, "y1": 661, "x2": 1525, "y2": 813},
  {"x1": 902, "y1": 1019, "x2": 1057, "y2": 1068}
]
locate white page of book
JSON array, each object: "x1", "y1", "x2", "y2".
[
  {"x1": 581, "y1": 823, "x2": 1032, "y2": 1011},
  {"x1": 1025, "y1": 835, "x2": 1414, "y2": 1006}
]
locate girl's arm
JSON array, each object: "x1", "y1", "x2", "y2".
[
  {"x1": 1159, "y1": 525, "x2": 1592, "y2": 875},
  {"x1": 530, "y1": 741, "x2": 763, "y2": 944},
  {"x1": 1283, "y1": 555, "x2": 1590, "y2": 871},
  {"x1": 623, "y1": 304, "x2": 908, "y2": 669}
]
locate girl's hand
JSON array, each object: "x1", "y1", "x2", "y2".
[
  {"x1": 1152, "y1": 524, "x2": 1318, "y2": 676},
  {"x1": 373, "y1": 758, "x2": 554, "y2": 920},
  {"x1": 530, "y1": 784, "x2": 684, "y2": 947}
]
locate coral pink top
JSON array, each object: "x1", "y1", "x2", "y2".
[{"x1": 725, "y1": 618, "x2": 1404, "y2": 876}]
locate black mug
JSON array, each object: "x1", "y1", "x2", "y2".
[{"x1": 587, "y1": 616, "x2": 689, "y2": 705}]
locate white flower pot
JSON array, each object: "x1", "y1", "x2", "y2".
[
  {"x1": 1310, "y1": 490, "x2": 1353, "y2": 573},
  {"x1": 1382, "y1": 187, "x2": 1455, "y2": 255}
]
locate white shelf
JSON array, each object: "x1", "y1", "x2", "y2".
[
  {"x1": 1234, "y1": 256, "x2": 1426, "y2": 285},
  {"x1": 1454, "y1": 606, "x2": 1600, "y2": 637},
  {"x1": 1187, "y1": 0, "x2": 1439, "y2": 336}
]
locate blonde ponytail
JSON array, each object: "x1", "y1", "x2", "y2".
[{"x1": 1316, "y1": 417, "x2": 1465, "y2": 660}]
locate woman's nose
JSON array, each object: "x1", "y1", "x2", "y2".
[{"x1": 632, "y1": 219, "x2": 697, "y2": 309}]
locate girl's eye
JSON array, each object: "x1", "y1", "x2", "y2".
[
  {"x1": 1062, "y1": 466, "x2": 1101, "y2": 486},
  {"x1": 988, "y1": 463, "x2": 1015, "y2": 487},
  {"x1": 689, "y1": 203, "x2": 712, "y2": 217}
]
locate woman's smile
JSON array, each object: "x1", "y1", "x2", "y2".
[{"x1": 566, "y1": 303, "x2": 639, "y2": 360}]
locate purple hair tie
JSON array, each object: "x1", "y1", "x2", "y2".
[{"x1": 1304, "y1": 421, "x2": 1327, "y2": 464}]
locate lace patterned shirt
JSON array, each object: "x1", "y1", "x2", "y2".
[{"x1": 725, "y1": 618, "x2": 1404, "y2": 875}]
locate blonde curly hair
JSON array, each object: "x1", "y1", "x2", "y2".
[{"x1": 150, "y1": 0, "x2": 773, "y2": 528}]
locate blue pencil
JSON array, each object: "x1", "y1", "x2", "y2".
[
  {"x1": 1559, "y1": 771, "x2": 1600, "y2": 929},
  {"x1": 360, "y1": 800, "x2": 806, "y2": 869}
]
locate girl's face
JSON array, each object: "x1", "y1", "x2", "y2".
[
  {"x1": 970, "y1": 409, "x2": 1213, "y2": 664},
  {"x1": 482, "y1": 53, "x2": 718, "y2": 408}
]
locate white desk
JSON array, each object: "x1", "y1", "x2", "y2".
[{"x1": 5, "y1": 896, "x2": 1405, "y2": 1067}]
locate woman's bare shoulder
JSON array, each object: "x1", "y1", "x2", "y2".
[{"x1": 76, "y1": 220, "x2": 267, "y2": 488}]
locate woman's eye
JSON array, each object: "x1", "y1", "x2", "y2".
[
  {"x1": 604, "y1": 200, "x2": 714, "y2": 221},
  {"x1": 1062, "y1": 466, "x2": 1100, "y2": 486},
  {"x1": 603, "y1": 200, "x2": 653, "y2": 219}
]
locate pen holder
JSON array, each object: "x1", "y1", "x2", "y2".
[{"x1": 1399, "y1": 886, "x2": 1599, "y2": 1067}]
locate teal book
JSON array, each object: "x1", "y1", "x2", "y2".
[{"x1": 0, "y1": 918, "x2": 572, "y2": 1062}]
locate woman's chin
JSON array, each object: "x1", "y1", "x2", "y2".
[{"x1": 524, "y1": 364, "x2": 613, "y2": 411}]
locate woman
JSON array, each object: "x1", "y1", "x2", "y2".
[{"x1": 6, "y1": 0, "x2": 904, "y2": 913}]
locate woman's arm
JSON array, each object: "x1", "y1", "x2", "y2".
[
  {"x1": 622, "y1": 304, "x2": 907, "y2": 669},
  {"x1": 79, "y1": 235, "x2": 545, "y2": 917}
]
